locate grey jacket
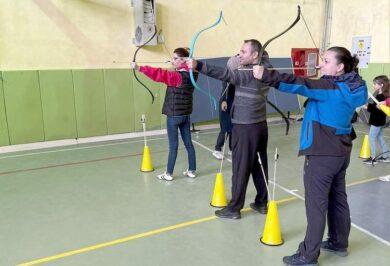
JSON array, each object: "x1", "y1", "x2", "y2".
[{"x1": 195, "y1": 59, "x2": 272, "y2": 124}]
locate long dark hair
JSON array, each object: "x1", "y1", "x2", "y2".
[
  {"x1": 373, "y1": 75, "x2": 390, "y2": 98},
  {"x1": 327, "y1": 46, "x2": 359, "y2": 73}
]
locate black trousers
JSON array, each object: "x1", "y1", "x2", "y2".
[
  {"x1": 228, "y1": 122, "x2": 268, "y2": 211},
  {"x1": 299, "y1": 155, "x2": 351, "y2": 261},
  {"x1": 215, "y1": 132, "x2": 232, "y2": 151},
  {"x1": 215, "y1": 107, "x2": 233, "y2": 151}
]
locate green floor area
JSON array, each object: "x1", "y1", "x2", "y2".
[{"x1": 0, "y1": 123, "x2": 389, "y2": 266}]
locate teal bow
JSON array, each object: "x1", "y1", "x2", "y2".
[{"x1": 189, "y1": 11, "x2": 223, "y2": 110}]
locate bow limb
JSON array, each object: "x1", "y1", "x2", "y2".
[
  {"x1": 257, "y1": 6, "x2": 301, "y2": 135},
  {"x1": 258, "y1": 6, "x2": 301, "y2": 61},
  {"x1": 133, "y1": 25, "x2": 158, "y2": 104},
  {"x1": 189, "y1": 11, "x2": 223, "y2": 110}
]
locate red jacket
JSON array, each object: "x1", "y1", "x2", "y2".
[{"x1": 139, "y1": 64, "x2": 190, "y2": 88}]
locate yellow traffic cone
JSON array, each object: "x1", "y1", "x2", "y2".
[
  {"x1": 359, "y1": 135, "x2": 371, "y2": 159},
  {"x1": 379, "y1": 105, "x2": 390, "y2": 117},
  {"x1": 260, "y1": 201, "x2": 283, "y2": 246},
  {"x1": 140, "y1": 145, "x2": 154, "y2": 172},
  {"x1": 210, "y1": 172, "x2": 227, "y2": 207}
]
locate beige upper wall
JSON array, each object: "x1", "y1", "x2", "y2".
[
  {"x1": 0, "y1": 0, "x2": 388, "y2": 70},
  {"x1": 329, "y1": 0, "x2": 389, "y2": 63},
  {"x1": 0, "y1": 0, "x2": 135, "y2": 70}
]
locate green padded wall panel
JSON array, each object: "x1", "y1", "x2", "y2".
[
  {"x1": 72, "y1": 69, "x2": 107, "y2": 138},
  {"x1": 2, "y1": 71, "x2": 44, "y2": 144},
  {"x1": 360, "y1": 63, "x2": 385, "y2": 91},
  {"x1": 103, "y1": 69, "x2": 135, "y2": 134},
  {"x1": 132, "y1": 71, "x2": 165, "y2": 131},
  {"x1": 382, "y1": 64, "x2": 389, "y2": 77},
  {"x1": 0, "y1": 72, "x2": 10, "y2": 146},
  {"x1": 39, "y1": 70, "x2": 77, "y2": 141}
]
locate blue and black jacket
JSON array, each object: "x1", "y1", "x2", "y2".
[{"x1": 260, "y1": 69, "x2": 368, "y2": 156}]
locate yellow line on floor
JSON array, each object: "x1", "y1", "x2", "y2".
[
  {"x1": 17, "y1": 196, "x2": 297, "y2": 266},
  {"x1": 346, "y1": 176, "x2": 378, "y2": 187}
]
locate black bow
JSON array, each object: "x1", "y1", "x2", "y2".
[
  {"x1": 132, "y1": 25, "x2": 158, "y2": 104},
  {"x1": 257, "y1": 6, "x2": 301, "y2": 135}
]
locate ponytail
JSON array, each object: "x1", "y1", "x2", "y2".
[{"x1": 327, "y1": 46, "x2": 359, "y2": 73}]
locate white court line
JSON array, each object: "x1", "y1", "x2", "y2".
[
  {"x1": 352, "y1": 223, "x2": 390, "y2": 246},
  {"x1": 0, "y1": 122, "x2": 289, "y2": 160},
  {"x1": 0, "y1": 120, "x2": 289, "y2": 158},
  {"x1": 0, "y1": 137, "x2": 167, "y2": 160},
  {"x1": 192, "y1": 138, "x2": 390, "y2": 247},
  {"x1": 192, "y1": 140, "x2": 232, "y2": 163},
  {"x1": 0, "y1": 130, "x2": 222, "y2": 160},
  {"x1": 270, "y1": 180, "x2": 390, "y2": 246},
  {"x1": 0, "y1": 123, "x2": 222, "y2": 155}
]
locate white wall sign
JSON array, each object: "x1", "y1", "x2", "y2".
[{"x1": 352, "y1": 36, "x2": 372, "y2": 68}]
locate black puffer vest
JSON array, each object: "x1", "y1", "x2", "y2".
[{"x1": 162, "y1": 71, "x2": 197, "y2": 116}]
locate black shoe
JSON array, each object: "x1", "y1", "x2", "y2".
[
  {"x1": 215, "y1": 207, "x2": 241, "y2": 219},
  {"x1": 283, "y1": 253, "x2": 318, "y2": 265},
  {"x1": 377, "y1": 156, "x2": 390, "y2": 163},
  {"x1": 250, "y1": 203, "x2": 268, "y2": 214},
  {"x1": 363, "y1": 157, "x2": 377, "y2": 165},
  {"x1": 321, "y1": 240, "x2": 348, "y2": 257}
]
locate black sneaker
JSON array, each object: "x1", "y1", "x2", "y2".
[
  {"x1": 283, "y1": 253, "x2": 318, "y2": 265},
  {"x1": 321, "y1": 240, "x2": 348, "y2": 257},
  {"x1": 363, "y1": 157, "x2": 377, "y2": 165},
  {"x1": 215, "y1": 207, "x2": 241, "y2": 219},
  {"x1": 377, "y1": 156, "x2": 390, "y2": 163},
  {"x1": 250, "y1": 203, "x2": 268, "y2": 214}
]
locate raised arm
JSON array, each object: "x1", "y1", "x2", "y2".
[
  {"x1": 187, "y1": 59, "x2": 253, "y2": 87},
  {"x1": 130, "y1": 62, "x2": 183, "y2": 87},
  {"x1": 253, "y1": 66, "x2": 336, "y2": 101}
]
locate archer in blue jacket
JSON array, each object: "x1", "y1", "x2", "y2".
[{"x1": 254, "y1": 46, "x2": 367, "y2": 266}]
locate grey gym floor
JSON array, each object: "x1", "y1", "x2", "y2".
[{"x1": 0, "y1": 122, "x2": 389, "y2": 266}]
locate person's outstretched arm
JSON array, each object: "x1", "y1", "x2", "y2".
[
  {"x1": 131, "y1": 63, "x2": 183, "y2": 87},
  {"x1": 253, "y1": 66, "x2": 337, "y2": 101},
  {"x1": 187, "y1": 59, "x2": 252, "y2": 87}
]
